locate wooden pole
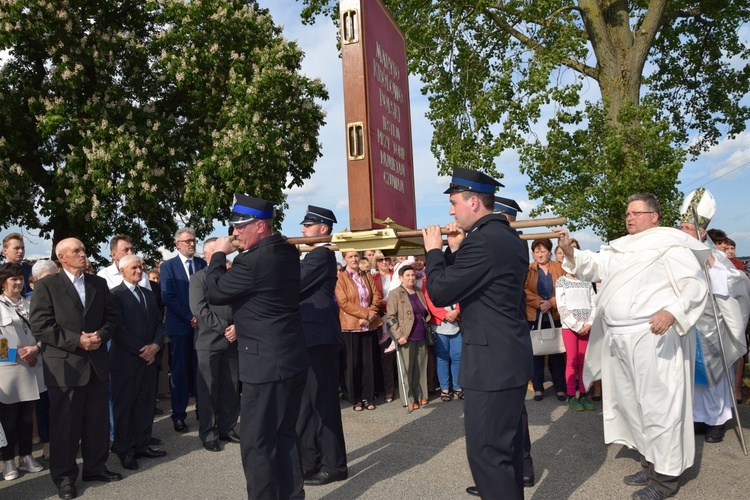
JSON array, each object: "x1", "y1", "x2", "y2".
[{"x1": 287, "y1": 216, "x2": 567, "y2": 246}]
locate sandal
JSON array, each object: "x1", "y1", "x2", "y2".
[
  {"x1": 353, "y1": 402, "x2": 364, "y2": 411},
  {"x1": 363, "y1": 400, "x2": 376, "y2": 410},
  {"x1": 453, "y1": 390, "x2": 464, "y2": 400},
  {"x1": 441, "y1": 390, "x2": 452, "y2": 402},
  {"x1": 407, "y1": 403, "x2": 419, "y2": 413},
  {"x1": 419, "y1": 398, "x2": 429, "y2": 406}
]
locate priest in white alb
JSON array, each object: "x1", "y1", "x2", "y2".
[{"x1": 554, "y1": 193, "x2": 709, "y2": 500}]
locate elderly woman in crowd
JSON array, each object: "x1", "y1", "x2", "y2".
[
  {"x1": 335, "y1": 251, "x2": 382, "y2": 411},
  {"x1": 372, "y1": 251, "x2": 396, "y2": 402},
  {"x1": 0, "y1": 263, "x2": 45, "y2": 480},
  {"x1": 525, "y1": 239, "x2": 566, "y2": 401},
  {"x1": 28, "y1": 260, "x2": 58, "y2": 461},
  {"x1": 386, "y1": 265, "x2": 431, "y2": 413}
]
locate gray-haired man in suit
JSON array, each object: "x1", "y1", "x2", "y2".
[
  {"x1": 110, "y1": 254, "x2": 166, "y2": 471},
  {"x1": 30, "y1": 238, "x2": 122, "y2": 500},
  {"x1": 189, "y1": 237, "x2": 239, "y2": 453}
]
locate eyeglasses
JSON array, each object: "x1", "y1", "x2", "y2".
[
  {"x1": 234, "y1": 219, "x2": 260, "y2": 230},
  {"x1": 624, "y1": 211, "x2": 655, "y2": 219},
  {"x1": 376, "y1": 258, "x2": 389, "y2": 262},
  {"x1": 177, "y1": 239, "x2": 197, "y2": 244}
]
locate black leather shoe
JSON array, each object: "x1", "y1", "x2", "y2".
[
  {"x1": 58, "y1": 484, "x2": 77, "y2": 500},
  {"x1": 303, "y1": 468, "x2": 320, "y2": 479},
  {"x1": 149, "y1": 436, "x2": 162, "y2": 446},
  {"x1": 705, "y1": 424, "x2": 726, "y2": 443},
  {"x1": 153, "y1": 407, "x2": 164, "y2": 415},
  {"x1": 173, "y1": 419, "x2": 188, "y2": 433},
  {"x1": 304, "y1": 470, "x2": 348, "y2": 486},
  {"x1": 119, "y1": 454, "x2": 139, "y2": 470},
  {"x1": 466, "y1": 486, "x2": 479, "y2": 496},
  {"x1": 203, "y1": 440, "x2": 221, "y2": 452},
  {"x1": 82, "y1": 469, "x2": 123, "y2": 482},
  {"x1": 524, "y1": 475, "x2": 535, "y2": 487},
  {"x1": 219, "y1": 431, "x2": 241, "y2": 443},
  {"x1": 135, "y1": 447, "x2": 167, "y2": 458}
]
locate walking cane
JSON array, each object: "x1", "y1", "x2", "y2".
[
  {"x1": 692, "y1": 206, "x2": 748, "y2": 456},
  {"x1": 386, "y1": 319, "x2": 410, "y2": 412}
]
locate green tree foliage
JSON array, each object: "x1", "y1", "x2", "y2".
[
  {"x1": 0, "y1": 0, "x2": 327, "y2": 261},
  {"x1": 298, "y1": 0, "x2": 749, "y2": 240}
]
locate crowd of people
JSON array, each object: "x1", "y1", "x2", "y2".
[{"x1": 1, "y1": 178, "x2": 749, "y2": 500}]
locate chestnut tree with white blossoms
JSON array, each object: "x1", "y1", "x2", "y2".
[{"x1": 0, "y1": 0, "x2": 327, "y2": 261}]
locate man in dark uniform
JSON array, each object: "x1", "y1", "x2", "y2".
[
  {"x1": 206, "y1": 194, "x2": 309, "y2": 500},
  {"x1": 423, "y1": 168, "x2": 532, "y2": 500},
  {"x1": 189, "y1": 237, "x2": 240, "y2": 453},
  {"x1": 296, "y1": 206, "x2": 348, "y2": 486}
]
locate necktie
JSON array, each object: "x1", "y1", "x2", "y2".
[
  {"x1": 134, "y1": 285, "x2": 147, "y2": 314},
  {"x1": 187, "y1": 259, "x2": 194, "y2": 277}
]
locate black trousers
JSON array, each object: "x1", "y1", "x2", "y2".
[
  {"x1": 464, "y1": 385, "x2": 526, "y2": 500},
  {"x1": 342, "y1": 330, "x2": 375, "y2": 404},
  {"x1": 532, "y1": 353, "x2": 566, "y2": 393},
  {"x1": 111, "y1": 363, "x2": 157, "y2": 456},
  {"x1": 379, "y1": 338, "x2": 396, "y2": 398},
  {"x1": 47, "y1": 372, "x2": 110, "y2": 487},
  {"x1": 0, "y1": 400, "x2": 35, "y2": 460},
  {"x1": 240, "y1": 371, "x2": 307, "y2": 500},
  {"x1": 296, "y1": 344, "x2": 347, "y2": 475},
  {"x1": 196, "y1": 347, "x2": 239, "y2": 443},
  {"x1": 640, "y1": 455, "x2": 680, "y2": 496}
]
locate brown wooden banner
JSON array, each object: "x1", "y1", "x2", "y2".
[{"x1": 340, "y1": 0, "x2": 417, "y2": 231}]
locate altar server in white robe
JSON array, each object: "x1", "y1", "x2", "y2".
[
  {"x1": 676, "y1": 188, "x2": 750, "y2": 445},
  {"x1": 555, "y1": 193, "x2": 709, "y2": 500}
]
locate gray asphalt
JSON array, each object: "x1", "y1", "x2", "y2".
[{"x1": 2, "y1": 389, "x2": 748, "y2": 499}]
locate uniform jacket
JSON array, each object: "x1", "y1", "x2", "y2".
[
  {"x1": 334, "y1": 269, "x2": 383, "y2": 331},
  {"x1": 205, "y1": 234, "x2": 308, "y2": 384},
  {"x1": 385, "y1": 286, "x2": 431, "y2": 341},
  {"x1": 189, "y1": 268, "x2": 236, "y2": 352},
  {"x1": 299, "y1": 245, "x2": 342, "y2": 347},
  {"x1": 161, "y1": 254, "x2": 206, "y2": 337},
  {"x1": 524, "y1": 260, "x2": 565, "y2": 321},
  {"x1": 110, "y1": 282, "x2": 165, "y2": 371},
  {"x1": 425, "y1": 213, "x2": 532, "y2": 391},
  {"x1": 30, "y1": 271, "x2": 119, "y2": 388}
]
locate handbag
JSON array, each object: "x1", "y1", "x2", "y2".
[
  {"x1": 425, "y1": 322, "x2": 437, "y2": 347},
  {"x1": 530, "y1": 312, "x2": 565, "y2": 356}
]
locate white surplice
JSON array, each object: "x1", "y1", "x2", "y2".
[
  {"x1": 693, "y1": 249, "x2": 750, "y2": 426},
  {"x1": 564, "y1": 227, "x2": 709, "y2": 477}
]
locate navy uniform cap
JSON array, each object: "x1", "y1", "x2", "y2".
[
  {"x1": 229, "y1": 193, "x2": 275, "y2": 226},
  {"x1": 494, "y1": 196, "x2": 523, "y2": 216},
  {"x1": 300, "y1": 205, "x2": 337, "y2": 227},
  {"x1": 444, "y1": 167, "x2": 504, "y2": 194}
]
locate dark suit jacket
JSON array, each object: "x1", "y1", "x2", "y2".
[
  {"x1": 189, "y1": 268, "x2": 236, "y2": 352},
  {"x1": 109, "y1": 282, "x2": 165, "y2": 371},
  {"x1": 425, "y1": 213, "x2": 532, "y2": 391},
  {"x1": 299, "y1": 245, "x2": 341, "y2": 348},
  {"x1": 30, "y1": 271, "x2": 120, "y2": 388},
  {"x1": 206, "y1": 234, "x2": 308, "y2": 384},
  {"x1": 161, "y1": 254, "x2": 206, "y2": 337}
]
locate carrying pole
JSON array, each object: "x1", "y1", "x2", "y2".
[{"x1": 692, "y1": 206, "x2": 748, "y2": 456}]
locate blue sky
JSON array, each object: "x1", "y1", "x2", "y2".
[{"x1": 11, "y1": 1, "x2": 750, "y2": 260}]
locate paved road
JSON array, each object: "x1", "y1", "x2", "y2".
[{"x1": 2, "y1": 389, "x2": 748, "y2": 499}]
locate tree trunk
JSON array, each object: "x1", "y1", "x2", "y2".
[{"x1": 578, "y1": 0, "x2": 666, "y2": 123}]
